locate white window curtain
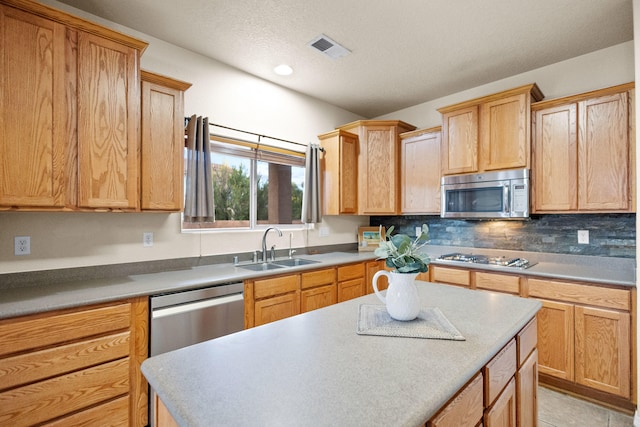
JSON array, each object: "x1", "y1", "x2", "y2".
[
  {"x1": 184, "y1": 115, "x2": 214, "y2": 222},
  {"x1": 301, "y1": 143, "x2": 322, "y2": 223}
]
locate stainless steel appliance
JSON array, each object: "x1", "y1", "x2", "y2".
[
  {"x1": 441, "y1": 168, "x2": 530, "y2": 219},
  {"x1": 437, "y1": 253, "x2": 536, "y2": 269},
  {"x1": 150, "y1": 282, "x2": 245, "y2": 356},
  {"x1": 149, "y1": 282, "x2": 244, "y2": 425}
]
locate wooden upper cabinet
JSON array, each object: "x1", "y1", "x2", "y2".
[
  {"x1": 141, "y1": 71, "x2": 191, "y2": 211},
  {"x1": 77, "y1": 33, "x2": 141, "y2": 209},
  {"x1": 441, "y1": 105, "x2": 479, "y2": 174},
  {"x1": 532, "y1": 103, "x2": 578, "y2": 211},
  {"x1": 532, "y1": 83, "x2": 635, "y2": 213},
  {"x1": 0, "y1": 0, "x2": 149, "y2": 212},
  {"x1": 0, "y1": 5, "x2": 70, "y2": 208},
  {"x1": 578, "y1": 92, "x2": 630, "y2": 210},
  {"x1": 481, "y1": 92, "x2": 530, "y2": 171},
  {"x1": 318, "y1": 129, "x2": 358, "y2": 215},
  {"x1": 338, "y1": 120, "x2": 416, "y2": 215},
  {"x1": 439, "y1": 84, "x2": 543, "y2": 176},
  {"x1": 400, "y1": 127, "x2": 441, "y2": 214}
]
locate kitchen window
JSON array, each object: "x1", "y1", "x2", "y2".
[{"x1": 182, "y1": 137, "x2": 306, "y2": 230}]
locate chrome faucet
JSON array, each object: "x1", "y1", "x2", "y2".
[{"x1": 261, "y1": 227, "x2": 282, "y2": 262}]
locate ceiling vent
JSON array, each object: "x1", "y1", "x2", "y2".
[{"x1": 307, "y1": 34, "x2": 351, "y2": 60}]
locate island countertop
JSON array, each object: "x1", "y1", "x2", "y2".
[{"x1": 142, "y1": 281, "x2": 541, "y2": 427}]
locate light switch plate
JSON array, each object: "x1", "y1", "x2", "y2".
[{"x1": 143, "y1": 232, "x2": 154, "y2": 247}]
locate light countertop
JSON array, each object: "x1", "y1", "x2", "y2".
[
  {"x1": 0, "y1": 246, "x2": 634, "y2": 320},
  {"x1": 141, "y1": 281, "x2": 541, "y2": 427}
]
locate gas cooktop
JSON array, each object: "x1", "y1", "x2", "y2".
[{"x1": 436, "y1": 253, "x2": 536, "y2": 269}]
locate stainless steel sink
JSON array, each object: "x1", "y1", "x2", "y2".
[
  {"x1": 239, "y1": 262, "x2": 285, "y2": 271},
  {"x1": 272, "y1": 258, "x2": 320, "y2": 267}
]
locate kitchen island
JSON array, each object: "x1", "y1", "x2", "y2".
[{"x1": 142, "y1": 281, "x2": 541, "y2": 426}]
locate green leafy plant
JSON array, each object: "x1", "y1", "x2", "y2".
[{"x1": 374, "y1": 224, "x2": 431, "y2": 273}]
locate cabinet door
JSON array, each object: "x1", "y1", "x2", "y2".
[
  {"x1": 320, "y1": 130, "x2": 358, "y2": 215},
  {"x1": 301, "y1": 284, "x2": 336, "y2": 313},
  {"x1": 533, "y1": 103, "x2": 578, "y2": 211},
  {"x1": 337, "y1": 278, "x2": 365, "y2": 302},
  {"x1": 481, "y1": 93, "x2": 529, "y2": 171},
  {"x1": 578, "y1": 92, "x2": 630, "y2": 210},
  {"x1": 441, "y1": 106, "x2": 479, "y2": 174},
  {"x1": 141, "y1": 73, "x2": 188, "y2": 211},
  {"x1": 360, "y1": 125, "x2": 398, "y2": 214},
  {"x1": 516, "y1": 349, "x2": 538, "y2": 427},
  {"x1": 484, "y1": 377, "x2": 516, "y2": 427},
  {"x1": 0, "y1": 6, "x2": 70, "y2": 208},
  {"x1": 575, "y1": 306, "x2": 630, "y2": 398},
  {"x1": 365, "y1": 260, "x2": 387, "y2": 294},
  {"x1": 401, "y1": 131, "x2": 441, "y2": 213},
  {"x1": 431, "y1": 266, "x2": 470, "y2": 287},
  {"x1": 254, "y1": 293, "x2": 300, "y2": 327},
  {"x1": 77, "y1": 32, "x2": 140, "y2": 209},
  {"x1": 536, "y1": 299, "x2": 574, "y2": 381}
]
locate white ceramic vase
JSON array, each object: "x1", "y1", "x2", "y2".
[{"x1": 371, "y1": 270, "x2": 421, "y2": 321}]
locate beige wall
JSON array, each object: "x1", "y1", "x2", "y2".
[
  {"x1": 376, "y1": 41, "x2": 634, "y2": 128},
  {"x1": 0, "y1": 1, "x2": 634, "y2": 274}
]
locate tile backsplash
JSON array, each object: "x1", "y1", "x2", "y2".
[{"x1": 370, "y1": 214, "x2": 636, "y2": 258}]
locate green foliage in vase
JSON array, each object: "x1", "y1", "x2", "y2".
[{"x1": 374, "y1": 224, "x2": 431, "y2": 274}]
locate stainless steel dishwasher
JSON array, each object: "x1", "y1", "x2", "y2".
[{"x1": 150, "y1": 282, "x2": 245, "y2": 357}]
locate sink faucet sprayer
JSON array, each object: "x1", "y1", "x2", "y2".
[{"x1": 261, "y1": 227, "x2": 282, "y2": 262}]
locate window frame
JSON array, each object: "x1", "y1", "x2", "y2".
[{"x1": 182, "y1": 136, "x2": 306, "y2": 232}]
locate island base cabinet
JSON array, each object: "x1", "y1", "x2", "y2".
[
  {"x1": 484, "y1": 377, "x2": 517, "y2": 427},
  {"x1": 428, "y1": 373, "x2": 484, "y2": 427},
  {"x1": 516, "y1": 349, "x2": 538, "y2": 427}
]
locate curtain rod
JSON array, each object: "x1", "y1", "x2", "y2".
[{"x1": 184, "y1": 117, "x2": 323, "y2": 151}]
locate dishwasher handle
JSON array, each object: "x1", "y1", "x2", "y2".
[{"x1": 152, "y1": 293, "x2": 243, "y2": 319}]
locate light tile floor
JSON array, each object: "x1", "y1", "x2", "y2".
[{"x1": 538, "y1": 386, "x2": 635, "y2": 427}]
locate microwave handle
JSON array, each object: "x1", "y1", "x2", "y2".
[{"x1": 503, "y1": 185, "x2": 510, "y2": 213}]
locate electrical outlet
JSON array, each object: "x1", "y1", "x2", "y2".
[
  {"x1": 577, "y1": 230, "x2": 589, "y2": 244},
  {"x1": 14, "y1": 236, "x2": 30, "y2": 256},
  {"x1": 143, "y1": 232, "x2": 154, "y2": 247},
  {"x1": 415, "y1": 227, "x2": 422, "y2": 237},
  {"x1": 319, "y1": 227, "x2": 329, "y2": 237}
]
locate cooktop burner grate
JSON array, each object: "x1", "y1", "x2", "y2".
[{"x1": 437, "y1": 253, "x2": 535, "y2": 269}]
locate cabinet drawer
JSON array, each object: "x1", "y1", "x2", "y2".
[
  {"x1": 528, "y1": 278, "x2": 630, "y2": 311},
  {"x1": 483, "y1": 339, "x2": 516, "y2": 405},
  {"x1": 45, "y1": 395, "x2": 129, "y2": 427},
  {"x1": 301, "y1": 268, "x2": 336, "y2": 289},
  {"x1": 253, "y1": 274, "x2": 300, "y2": 299},
  {"x1": 0, "y1": 302, "x2": 132, "y2": 357},
  {"x1": 0, "y1": 357, "x2": 129, "y2": 426},
  {"x1": 432, "y1": 266, "x2": 470, "y2": 286},
  {"x1": 0, "y1": 331, "x2": 130, "y2": 390},
  {"x1": 475, "y1": 272, "x2": 519, "y2": 294},
  {"x1": 516, "y1": 318, "x2": 537, "y2": 367},
  {"x1": 428, "y1": 373, "x2": 483, "y2": 427},
  {"x1": 337, "y1": 263, "x2": 365, "y2": 281}
]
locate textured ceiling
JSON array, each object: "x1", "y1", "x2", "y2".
[{"x1": 56, "y1": 0, "x2": 633, "y2": 118}]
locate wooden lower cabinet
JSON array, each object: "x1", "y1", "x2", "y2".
[
  {"x1": 0, "y1": 298, "x2": 148, "y2": 426},
  {"x1": 535, "y1": 299, "x2": 575, "y2": 381},
  {"x1": 484, "y1": 378, "x2": 517, "y2": 427},
  {"x1": 431, "y1": 265, "x2": 471, "y2": 287},
  {"x1": 516, "y1": 349, "x2": 538, "y2": 427},
  {"x1": 301, "y1": 268, "x2": 337, "y2": 313},
  {"x1": 337, "y1": 263, "x2": 366, "y2": 302},
  {"x1": 528, "y1": 277, "x2": 632, "y2": 402},
  {"x1": 246, "y1": 273, "x2": 300, "y2": 327},
  {"x1": 574, "y1": 306, "x2": 630, "y2": 397},
  {"x1": 429, "y1": 321, "x2": 537, "y2": 427}
]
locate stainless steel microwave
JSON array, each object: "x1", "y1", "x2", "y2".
[{"x1": 441, "y1": 169, "x2": 530, "y2": 219}]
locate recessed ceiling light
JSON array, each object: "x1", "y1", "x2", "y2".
[{"x1": 274, "y1": 64, "x2": 293, "y2": 76}]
